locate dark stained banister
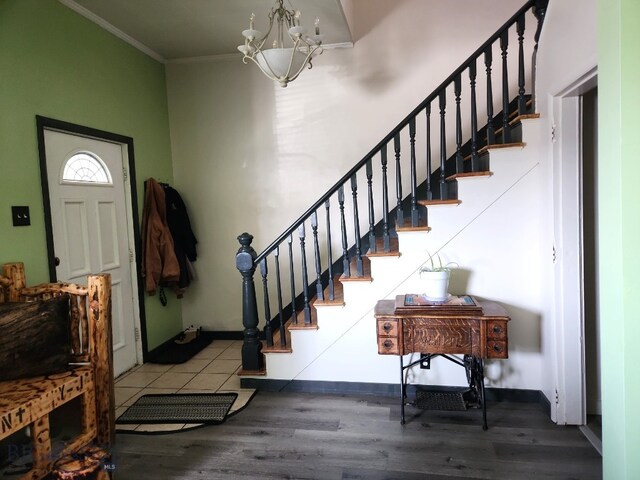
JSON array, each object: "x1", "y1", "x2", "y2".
[{"x1": 237, "y1": 0, "x2": 549, "y2": 372}]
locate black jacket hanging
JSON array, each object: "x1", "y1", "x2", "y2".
[{"x1": 162, "y1": 183, "x2": 198, "y2": 293}]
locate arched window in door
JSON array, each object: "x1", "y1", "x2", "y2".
[{"x1": 62, "y1": 152, "x2": 112, "y2": 185}]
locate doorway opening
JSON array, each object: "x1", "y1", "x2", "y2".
[
  {"x1": 580, "y1": 87, "x2": 601, "y2": 454},
  {"x1": 551, "y1": 68, "x2": 598, "y2": 435},
  {"x1": 36, "y1": 116, "x2": 148, "y2": 375}
]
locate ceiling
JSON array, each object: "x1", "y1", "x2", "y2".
[{"x1": 60, "y1": 0, "x2": 353, "y2": 62}]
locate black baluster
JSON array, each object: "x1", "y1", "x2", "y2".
[
  {"x1": 298, "y1": 223, "x2": 311, "y2": 325},
  {"x1": 287, "y1": 234, "x2": 297, "y2": 325},
  {"x1": 485, "y1": 46, "x2": 496, "y2": 145},
  {"x1": 324, "y1": 199, "x2": 335, "y2": 301},
  {"x1": 366, "y1": 159, "x2": 376, "y2": 253},
  {"x1": 394, "y1": 133, "x2": 404, "y2": 227},
  {"x1": 274, "y1": 246, "x2": 286, "y2": 347},
  {"x1": 235, "y1": 232, "x2": 263, "y2": 372},
  {"x1": 409, "y1": 117, "x2": 419, "y2": 226},
  {"x1": 381, "y1": 146, "x2": 391, "y2": 252},
  {"x1": 351, "y1": 174, "x2": 363, "y2": 277},
  {"x1": 517, "y1": 14, "x2": 527, "y2": 115},
  {"x1": 469, "y1": 59, "x2": 480, "y2": 171},
  {"x1": 311, "y1": 211, "x2": 323, "y2": 301},
  {"x1": 439, "y1": 90, "x2": 448, "y2": 200},
  {"x1": 259, "y1": 258, "x2": 273, "y2": 347},
  {"x1": 500, "y1": 29, "x2": 511, "y2": 143},
  {"x1": 338, "y1": 186, "x2": 350, "y2": 277},
  {"x1": 425, "y1": 103, "x2": 433, "y2": 201},
  {"x1": 454, "y1": 74, "x2": 463, "y2": 173}
]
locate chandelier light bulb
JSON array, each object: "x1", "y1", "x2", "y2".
[{"x1": 249, "y1": 13, "x2": 255, "y2": 30}]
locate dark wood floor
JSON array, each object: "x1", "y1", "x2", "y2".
[{"x1": 112, "y1": 391, "x2": 602, "y2": 479}]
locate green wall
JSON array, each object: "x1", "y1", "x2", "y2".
[
  {"x1": 0, "y1": 0, "x2": 181, "y2": 350},
  {"x1": 598, "y1": 0, "x2": 640, "y2": 478}
]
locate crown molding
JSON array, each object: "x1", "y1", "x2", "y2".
[
  {"x1": 58, "y1": 0, "x2": 166, "y2": 63},
  {"x1": 57, "y1": 1, "x2": 353, "y2": 65}
]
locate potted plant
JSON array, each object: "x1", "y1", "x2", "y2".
[{"x1": 418, "y1": 252, "x2": 457, "y2": 301}]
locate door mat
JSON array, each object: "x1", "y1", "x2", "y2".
[{"x1": 117, "y1": 393, "x2": 237, "y2": 425}]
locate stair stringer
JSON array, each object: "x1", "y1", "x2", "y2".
[{"x1": 254, "y1": 118, "x2": 548, "y2": 386}]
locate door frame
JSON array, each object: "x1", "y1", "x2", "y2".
[
  {"x1": 551, "y1": 68, "x2": 597, "y2": 425},
  {"x1": 35, "y1": 115, "x2": 149, "y2": 360}
]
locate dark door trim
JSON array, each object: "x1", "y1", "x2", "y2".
[{"x1": 35, "y1": 115, "x2": 150, "y2": 359}]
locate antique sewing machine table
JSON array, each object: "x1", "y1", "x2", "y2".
[{"x1": 374, "y1": 295, "x2": 510, "y2": 429}]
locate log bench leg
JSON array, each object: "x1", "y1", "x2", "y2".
[{"x1": 31, "y1": 414, "x2": 53, "y2": 476}]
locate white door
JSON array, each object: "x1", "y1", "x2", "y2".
[{"x1": 44, "y1": 129, "x2": 140, "y2": 376}]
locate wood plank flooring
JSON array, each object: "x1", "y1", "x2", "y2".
[{"x1": 112, "y1": 391, "x2": 601, "y2": 479}]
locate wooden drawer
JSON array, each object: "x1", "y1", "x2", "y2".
[
  {"x1": 487, "y1": 320, "x2": 507, "y2": 340},
  {"x1": 377, "y1": 337, "x2": 399, "y2": 355},
  {"x1": 487, "y1": 340, "x2": 508, "y2": 358},
  {"x1": 377, "y1": 319, "x2": 399, "y2": 337}
]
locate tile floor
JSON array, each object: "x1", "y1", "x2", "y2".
[{"x1": 114, "y1": 339, "x2": 255, "y2": 433}]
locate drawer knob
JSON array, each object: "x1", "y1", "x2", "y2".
[
  {"x1": 492, "y1": 325, "x2": 503, "y2": 335},
  {"x1": 383, "y1": 339, "x2": 393, "y2": 349},
  {"x1": 493, "y1": 344, "x2": 503, "y2": 352},
  {"x1": 383, "y1": 322, "x2": 392, "y2": 332}
]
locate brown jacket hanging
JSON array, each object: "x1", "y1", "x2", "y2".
[{"x1": 141, "y1": 178, "x2": 180, "y2": 294}]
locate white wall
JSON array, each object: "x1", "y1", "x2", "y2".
[
  {"x1": 534, "y1": 0, "x2": 597, "y2": 422},
  {"x1": 163, "y1": 0, "x2": 599, "y2": 402},
  {"x1": 166, "y1": 0, "x2": 532, "y2": 332}
]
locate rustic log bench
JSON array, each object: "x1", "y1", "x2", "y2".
[{"x1": 0, "y1": 262, "x2": 114, "y2": 479}]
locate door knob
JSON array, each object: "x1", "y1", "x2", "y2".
[{"x1": 54, "y1": 256, "x2": 60, "y2": 266}]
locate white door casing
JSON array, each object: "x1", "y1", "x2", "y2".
[
  {"x1": 551, "y1": 68, "x2": 598, "y2": 425},
  {"x1": 44, "y1": 129, "x2": 140, "y2": 376}
]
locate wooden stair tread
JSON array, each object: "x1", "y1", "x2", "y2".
[
  {"x1": 340, "y1": 256, "x2": 372, "y2": 282},
  {"x1": 446, "y1": 171, "x2": 493, "y2": 181},
  {"x1": 289, "y1": 306, "x2": 318, "y2": 329},
  {"x1": 262, "y1": 326, "x2": 292, "y2": 353},
  {"x1": 477, "y1": 142, "x2": 526, "y2": 154},
  {"x1": 367, "y1": 237, "x2": 401, "y2": 257},
  {"x1": 263, "y1": 305, "x2": 318, "y2": 354},
  {"x1": 507, "y1": 98, "x2": 533, "y2": 120},
  {"x1": 510, "y1": 112, "x2": 540, "y2": 125},
  {"x1": 418, "y1": 199, "x2": 462, "y2": 207},
  {"x1": 396, "y1": 220, "x2": 431, "y2": 233},
  {"x1": 313, "y1": 276, "x2": 344, "y2": 306}
]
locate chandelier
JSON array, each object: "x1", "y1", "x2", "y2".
[{"x1": 238, "y1": 0, "x2": 324, "y2": 87}]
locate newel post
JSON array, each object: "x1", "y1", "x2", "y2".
[{"x1": 236, "y1": 232, "x2": 263, "y2": 372}]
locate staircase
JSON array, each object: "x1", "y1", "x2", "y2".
[{"x1": 236, "y1": 0, "x2": 549, "y2": 387}]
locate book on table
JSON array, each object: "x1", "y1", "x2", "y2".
[{"x1": 394, "y1": 294, "x2": 484, "y2": 315}]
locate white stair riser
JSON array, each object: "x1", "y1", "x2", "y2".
[{"x1": 258, "y1": 119, "x2": 546, "y2": 388}]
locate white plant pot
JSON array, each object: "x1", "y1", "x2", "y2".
[{"x1": 420, "y1": 270, "x2": 450, "y2": 301}]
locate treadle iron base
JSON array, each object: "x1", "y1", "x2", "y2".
[{"x1": 414, "y1": 390, "x2": 477, "y2": 411}]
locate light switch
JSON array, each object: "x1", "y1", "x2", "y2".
[{"x1": 12, "y1": 206, "x2": 30, "y2": 226}]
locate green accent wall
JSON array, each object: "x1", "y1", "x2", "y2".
[
  {"x1": 0, "y1": 0, "x2": 181, "y2": 350},
  {"x1": 599, "y1": 0, "x2": 640, "y2": 478}
]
